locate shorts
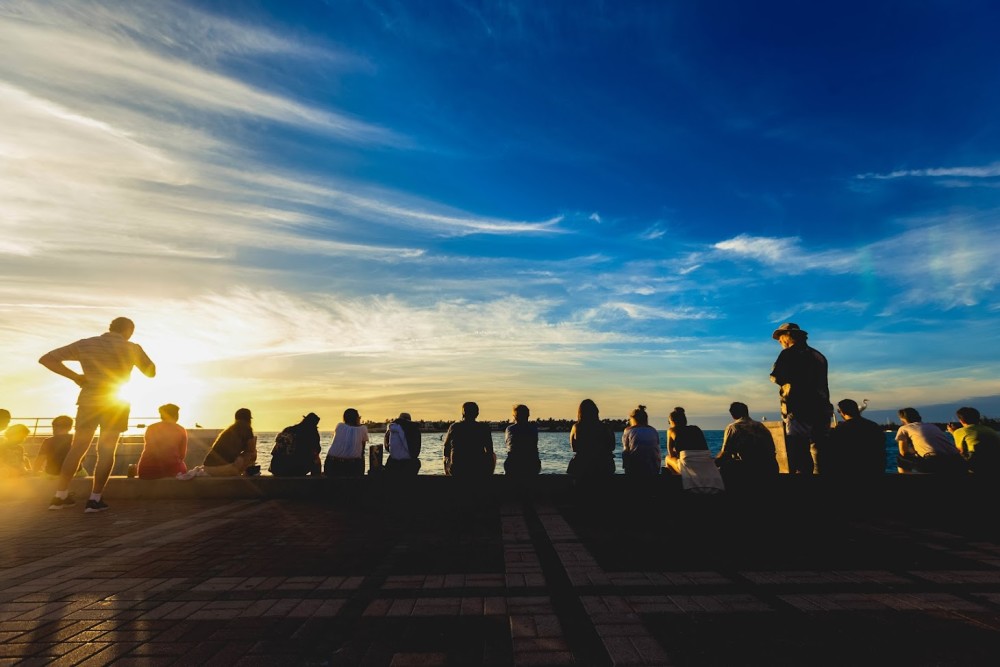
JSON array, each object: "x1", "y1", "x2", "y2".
[{"x1": 76, "y1": 401, "x2": 130, "y2": 433}]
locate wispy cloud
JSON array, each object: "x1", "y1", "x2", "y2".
[{"x1": 856, "y1": 163, "x2": 1000, "y2": 180}]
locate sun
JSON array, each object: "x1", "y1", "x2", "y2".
[{"x1": 115, "y1": 339, "x2": 209, "y2": 430}]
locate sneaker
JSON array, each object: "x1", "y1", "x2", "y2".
[
  {"x1": 48, "y1": 494, "x2": 77, "y2": 510},
  {"x1": 84, "y1": 499, "x2": 109, "y2": 513}
]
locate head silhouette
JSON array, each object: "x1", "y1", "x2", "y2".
[{"x1": 729, "y1": 402, "x2": 750, "y2": 419}]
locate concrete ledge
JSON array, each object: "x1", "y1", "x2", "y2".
[{"x1": 5, "y1": 472, "x2": 998, "y2": 506}]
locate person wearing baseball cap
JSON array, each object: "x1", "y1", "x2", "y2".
[{"x1": 769, "y1": 323, "x2": 832, "y2": 474}]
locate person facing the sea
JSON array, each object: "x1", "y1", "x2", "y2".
[
  {"x1": 665, "y1": 407, "x2": 725, "y2": 492},
  {"x1": 202, "y1": 408, "x2": 257, "y2": 476},
  {"x1": 503, "y1": 404, "x2": 541, "y2": 477},
  {"x1": 270, "y1": 412, "x2": 322, "y2": 476},
  {"x1": 621, "y1": 405, "x2": 661, "y2": 476},
  {"x1": 325, "y1": 408, "x2": 369, "y2": 477},
  {"x1": 769, "y1": 322, "x2": 832, "y2": 475},
  {"x1": 822, "y1": 399, "x2": 885, "y2": 477},
  {"x1": 895, "y1": 407, "x2": 965, "y2": 474},
  {"x1": 715, "y1": 402, "x2": 778, "y2": 479},
  {"x1": 137, "y1": 404, "x2": 188, "y2": 480},
  {"x1": 0, "y1": 409, "x2": 9, "y2": 432},
  {"x1": 384, "y1": 412, "x2": 421, "y2": 475},
  {"x1": 947, "y1": 407, "x2": 1000, "y2": 474},
  {"x1": 567, "y1": 398, "x2": 615, "y2": 478},
  {"x1": 33, "y1": 415, "x2": 86, "y2": 478},
  {"x1": 39, "y1": 316, "x2": 156, "y2": 512},
  {"x1": 1, "y1": 424, "x2": 32, "y2": 476},
  {"x1": 442, "y1": 402, "x2": 496, "y2": 477}
]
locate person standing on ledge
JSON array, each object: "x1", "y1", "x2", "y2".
[
  {"x1": 769, "y1": 323, "x2": 832, "y2": 474},
  {"x1": 39, "y1": 317, "x2": 156, "y2": 512}
]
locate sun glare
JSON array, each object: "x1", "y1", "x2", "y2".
[{"x1": 116, "y1": 335, "x2": 210, "y2": 427}]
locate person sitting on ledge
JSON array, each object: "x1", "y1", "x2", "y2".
[
  {"x1": 715, "y1": 402, "x2": 778, "y2": 479},
  {"x1": 385, "y1": 412, "x2": 421, "y2": 476},
  {"x1": 665, "y1": 407, "x2": 725, "y2": 493},
  {"x1": 202, "y1": 408, "x2": 258, "y2": 477},
  {"x1": 1, "y1": 424, "x2": 32, "y2": 477},
  {"x1": 503, "y1": 404, "x2": 541, "y2": 478},
  {"x1": 567, "y1": 398, "x2": 615, "y2": 479},
  {"x1": 34, "y1": 415, "x2": 87, "y2": 478},
  {"x1": 443, "y1": 401, "x2": 496, "y2": 477},
  {"x1": 621, "y1": 404, "x2": 661, "y2": 476},
  {"x1": 822, "y1": 399, "x2": 885, "y2": 477},
  {"x1": 138, "y1": 404, "x2": 188, "y2": 480},
  {"x1": 895, "y1": 407, "x2": 965, "y2": 474},
  {"x1": 270, "y1": 412, "x2": 322, "y2": 476},
  {"x1": 947, "y1": 407, "x2": 1000, "y2": 474},
  {"x1": 325, "y1": 408, "x2": 368, "y2": 478}
]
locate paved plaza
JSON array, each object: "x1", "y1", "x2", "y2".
[{"x1": 2, "y1": 478, "x2": 1000, "y2": 665}]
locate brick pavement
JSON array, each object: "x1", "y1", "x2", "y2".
[{"x1": 2, "y1": 481, "x2": 1000, "y2": 665}]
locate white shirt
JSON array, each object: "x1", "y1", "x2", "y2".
[
  {"x1": 896, "y1": 422, "x2": 957, "y2": 458},
  {"x1": 327, "y1": 423, "x2": 369, "y2": 459},
  {"x1": 384, "y1": 422, "x2": 410, "y2": 460}
]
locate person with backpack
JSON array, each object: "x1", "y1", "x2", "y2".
[{"x1": 269, "y1": 412, "x2": 322, "y2": 476}]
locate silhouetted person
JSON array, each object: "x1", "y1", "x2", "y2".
[
  {"x1": 665, "y1": 407, "x2": 724, "y2": 492},
  {"x1": 948, "y1": 407, "x2": 1000, "y2": 474},
  {"x1": 769, "y1": 323, "x2": 832, "y2": 474},
  {"x1": 325, "y1": 408, "x2": 368, "y2": 477},
  {"x1": 716, "y1": 402, "x2": 778, "y2": 479},
  {"x1": 138, "y1": 404, "x2": 188, "y2": 480},
  {"x1": 385, "y1": 412, "x2": 422, "y2": 475},
  {"x1": 1, "y1": 424, "x2": 31, "y2": 476},
  {"x1": 0, "y1": 409, "x2": 10, "y2": 432},
  {"x1": 443, "y1": 402, "x2": 496, "y2": 477},
  {"x1": 567, "y1": 398, "x2": 615, "y2": 478},
  {"x1": 503, "y1": 404, "x2": 541, "y2": 477},
  {"x1": 822, "y1": 399, "x2": 886, "y2": 477},
  {"x1": 895, "y1": 407, "x2": 965, "y2": 474},
  {"x1": 40, "y1": 317, "x2": 156, "y2": 512},
  {"x1": 621, "y1": 404, "x2": 661, "y2": 476},
  {"x1": 203, "y1": 408, "x2": 257, "y2": 476},
  {"x1": 33, "y1": 415, "x2": 85, "y2": 477},
  {"x1": 271, "y1": 412, "x2": 322, "y2": 476}
]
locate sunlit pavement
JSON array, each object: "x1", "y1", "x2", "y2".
[{"x1": 3, "y1": 480, "x2": 1000, "y2": 666}]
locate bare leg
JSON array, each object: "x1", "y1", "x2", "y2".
[
  {"x1": 56, "y1": 426, "x2": 97, "y2": 493},
  {"x1": 91, "y1": 429, "x2": 123, "y2": 495}
]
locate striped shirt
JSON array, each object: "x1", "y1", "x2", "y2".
[{"x1": 45, "y1": 332, "x2": 155, "y2": 405}]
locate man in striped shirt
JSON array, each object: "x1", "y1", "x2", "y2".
[{"x1": 39, "y1": 317, "x2": 156, "y2": 512}]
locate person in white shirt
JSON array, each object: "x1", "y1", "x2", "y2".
[
  {"x1": 895, "y1": 407, "x2": 965, "y2": 474},
  {"x1": 324, "y1": 408, "x2": 369, "y2": 477}
]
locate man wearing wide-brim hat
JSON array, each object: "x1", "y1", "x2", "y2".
[{"x1": 769, "y1": 323, "x2": 833, "y2": 474}]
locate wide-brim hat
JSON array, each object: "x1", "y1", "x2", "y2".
[{"x1": 772, "y1": 322, "x2": 807, "y2": 339}]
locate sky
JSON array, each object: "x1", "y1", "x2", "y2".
[{"x1": 2, "y1": 0, "x2": 999, "y2": 430}]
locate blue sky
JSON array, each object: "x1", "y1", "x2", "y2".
[{"x1": 1, "y1": 0, "x2": 999, "y2": 429}]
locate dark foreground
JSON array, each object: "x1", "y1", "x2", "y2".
[{"x1": 2, "y1": 476, "x2": 1000, "y2": 666}]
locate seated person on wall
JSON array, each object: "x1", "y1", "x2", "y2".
[
  {"x1": 33, "y1": 415, "x2": 88, "y2": 478},
  {"x1": 895, "y1": 407, "x2": 966, "y2": 474},
  {"x1": 0, "y1": 409, "x2": 9, "y2": 433},
  {"x1": 270, "y1": 412, "x2": 322, "y2": 476},
  {"x1": 324, "y1": 408, "x2": 368, "y2": 478},
  {"x1": 715, "y1": 402, "x2": 778, "y2": 479},
  {"x1": 664, "y1": 407, "x2": 724, "y2": 492},
  {"x1": 621, "y1": 404, "x2": 661, "y2": 477},
  {"x1": 503, "y1": 404, "x2": 541, "y2": 477},
  {"x1": 442, "y1": 401, "x2": 496, "y2": 477},
  {"x1": 384, "y1": 412, "x2": 421, "y2": 475},
  {"x1": 567, "y1": 399, "x2": 615, "y2": 478},
  {"x1": 947, "y1": 407, "x2": 1000, "y2": 474},
  {"x1": 202, "y1": 408, "x2": 258, "y2": 476},
  {"x1": 820, "y1": 398, "x2": 886, "y2": 477},
  {"x1": 1, "y1": 424, "x2": 32, "y2": 476},
  {"x1": 138, "y1": 404, "x2": 188, "y2": 480}
]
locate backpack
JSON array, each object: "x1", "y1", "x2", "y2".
[{"x1": 269, "y1": 426, "x2": 297, "y2": 474}]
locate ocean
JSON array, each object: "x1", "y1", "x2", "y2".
[{"x1": 253, "y1": 429, "x2": 901, "y2": 475}]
